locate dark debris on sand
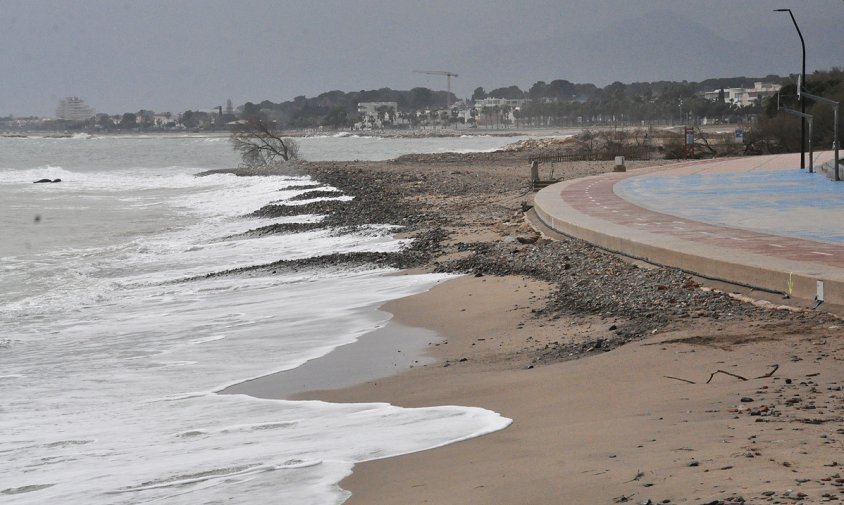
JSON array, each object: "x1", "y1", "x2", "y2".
[{"x1": 215, "y1": 156, "x2": 836, "y2": 355}]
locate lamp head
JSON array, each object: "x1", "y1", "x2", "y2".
[{"x1": 773, "y1": 8, "x2": 791, "y2": 12}]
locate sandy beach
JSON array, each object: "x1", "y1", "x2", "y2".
[
  {"x1": 300, "y1": 275, "x2": 843, "y2": 504},
  {"x1": 230, "y1": 147, "x2": 843, "y2": 504}
]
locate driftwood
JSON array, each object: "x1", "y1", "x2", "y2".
[
  {"x1": 665, "y1": 364, "x2": 779, "y2": 385},
  {"x1": 624, "y1": 470, "x2": 645, "y2": 483},
  {"x1": 755, "y1": 364, "x2": 779, "y2": 379},
  {"x1": 706, "y1": 370, "x2": 748, "y2": 384},
  {"x1": 664, "y1": 375, "x2": 696, "y2": 384}
]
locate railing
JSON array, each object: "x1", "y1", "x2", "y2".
[{"x1": 529, "y1": 146, "x2": 651, "y2": 164}]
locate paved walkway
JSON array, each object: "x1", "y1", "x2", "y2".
[{"x1": 533, "y1": 152, "x2": 844, "y2": 305}]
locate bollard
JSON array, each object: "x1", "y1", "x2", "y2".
[{"x1": 613, "y1": 156, "x2": 626, "y2": 172}]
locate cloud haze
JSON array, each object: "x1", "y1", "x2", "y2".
[{"x1": 1, "y1": 0, "x2": 841, "y2": 116}]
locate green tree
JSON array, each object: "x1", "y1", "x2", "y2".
[
  {"x1": 488, "y1": 85, "x2": 524, "y2": 99},
  {"x1": 97, "y1": 115, "x2": 116, "y2": 130},
  {"x1": 409, "y1": 87, "x2": 436, "y2": 109},
  {"x1": 119, "y1": 113, "x2": 137, "y2": 129},
  {"x1": 528, "y1": 81, "x2": 547, "y2": 100},
  {"x1": 241, "y1": 102, "x2": 260, "y2": 119},
  {"x1": 546, "y1": 79, "x2": 576, "y2": 101},
  {"x1": 137, "y1": 110, "x2": 155, "y2": 128},
  {"x1": 178, "y1": 110, "x2": 199, "y2": 128},
  {"x1": 324, "y1": 107, "x2": 350, "y2": 128}
]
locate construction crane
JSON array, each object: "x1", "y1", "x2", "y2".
[{"x1": 413, "y1": 70, "x2": 458, "y2": 109}]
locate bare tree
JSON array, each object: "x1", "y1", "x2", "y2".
[
  {"x1": 230, "y1": 116, "x2": 300, "y2": 168},
  {"x1": 693, "y1": 126, "x2": 719, "y2": 157}
]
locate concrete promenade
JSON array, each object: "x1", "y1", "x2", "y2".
[{"x1": 533, "y1": 151, "x2": 844, "y2": 305}]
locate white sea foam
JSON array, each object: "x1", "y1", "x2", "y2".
[{"x1": 0, "y1": 135, "x2": 513, "y2": 505}]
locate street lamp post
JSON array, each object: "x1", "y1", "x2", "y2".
[
  {"x1": 778, "y1": 92, "x2": 814, "y2": 173},
  {"x1": 799, "y1": 89, "x2": 840, "y2": 181},
  {"x1": 774, "y1": 8, "x2": 806, "y2": 170}
]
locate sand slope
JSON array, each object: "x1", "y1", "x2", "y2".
[{"x1": 301, "y1": 276, "x2": 844, "y2": 505}]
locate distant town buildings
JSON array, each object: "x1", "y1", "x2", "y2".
[
  {"x1": 356, "y1": 102, "x2": 399, "y2": 128},
  {"x1": 55, "y1": 97, "x2": 95, "y2": 121},
  {"x1": 473, "y1": 97, "x2": 527, "y2": 109},
  {"x1": 1, "y1": 77, "x2": 797, "y2": 134},
  {"x1": 703, "y1": 82, "x2": 781, "y2": 108},
  {"x1": 357, "y1": 102, "x2": 398, "y2": 118}
]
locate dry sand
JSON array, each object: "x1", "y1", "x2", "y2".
[
  {"x1": 235, "y1": 150, "x2": 843, "y2": 504},
  {"x1": 298, "y1": 274, "x2": 844, "y2": 505}
]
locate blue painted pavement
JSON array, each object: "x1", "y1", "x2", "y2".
[{"x1": 617, "y1": 169, "x2": 844, "y2": 244}]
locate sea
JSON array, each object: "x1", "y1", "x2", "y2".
[{"x1": 0, "y1": 133, "x2": 520, "y2": 504}]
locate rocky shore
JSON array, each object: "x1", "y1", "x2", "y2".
[
  {"x1": 221, "y1": 150, "x2": 836, "y2": 360},
  {"x1": 215, "y1": 148, "x2": 843, "y2": 504}
]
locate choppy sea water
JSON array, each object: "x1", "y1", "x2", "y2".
[{"x1": 0, "y1": 134, "x2": 518, "y2": 504}]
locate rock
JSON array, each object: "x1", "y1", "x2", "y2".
[
  {"x1": 740, "y1": 397, "x2": 754, "y2": 403},
  {"x1": 214, "y1": 155, "x2": 840, "y2": 376},
  {"x1": 288, "y1": 190, "x2": 342, "y2": 201},
  {"x1": 687, "y1": 460, "x2": 700, "y2": 467},
  {"x1": 33, "y1": 178, "x2": 52, "y2": 183}
]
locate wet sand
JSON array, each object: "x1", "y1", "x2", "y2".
[
  {"x1": 221, "y1": 311, "x2": 443, "y2": 399},
  {"x1": 296, "y1": 274, "x2": 844, "y2": 505}
]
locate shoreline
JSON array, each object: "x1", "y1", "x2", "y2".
[
  {"x1": 0, "y1": 126, "x2": 568, "y2": 140},
  {"x1": 220, "y1": 304, "x2": 445, "y2": 400},
  {"x1": 296, "y1": 274, "x2": 844, "y2": 505},
  {"x1": 222, "y1": 149, "x2": 841, "y2": 504}
]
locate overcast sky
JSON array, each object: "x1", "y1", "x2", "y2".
[{"x1": 1, "y1": 0, "x2": 841, "y2": 117}]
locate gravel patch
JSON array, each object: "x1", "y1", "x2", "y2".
[{"x1": 221, "y1": 152, "x2": 836, "y2": 360}]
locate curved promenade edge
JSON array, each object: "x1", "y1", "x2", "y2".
[{"x1": 533, "y1": 152, "x2": 844, "y2": 305}]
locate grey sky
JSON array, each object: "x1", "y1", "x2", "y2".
[{"x1": 2, "y1": 0, "x2": 841, "y2": 117}]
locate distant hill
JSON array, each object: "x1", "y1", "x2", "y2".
[{"x1": 453, "y1": 8, "x2": 840, "y2": 90}]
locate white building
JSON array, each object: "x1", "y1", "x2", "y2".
[
  {"x1": 357, "y1": 102, "x2": 398, "y2": 118},
  {"x1": 703, "y1": 82, "x2": 781, "y2": 107},
  {"x1": 473, "y1": 97, "x2": 527, "y2": 109},
  {"x1": 55, "y1": 97, "x2": 95, "y2": 121},
  {"x1": 153, "y1": 113, "x2": 175, "y2": 126},
  {"x1": 356, "y1": 102, "x2": 398, "y2": 128}
]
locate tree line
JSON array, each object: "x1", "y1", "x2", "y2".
[
  {"x1": 239, "y1": 74, "x2": 799, "y2": 130},
  {"x1": 750, "y1": 68, "x2": 843, "y2": 154},
  {"x1": 10, "y1": 69, "x2": 840, "y2": 150}
]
